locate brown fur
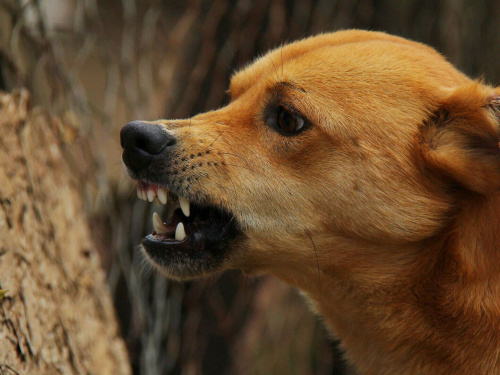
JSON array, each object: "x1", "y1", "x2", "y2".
[{"x1": 144, "y1": 30, "x2": 500, "y2": 374}]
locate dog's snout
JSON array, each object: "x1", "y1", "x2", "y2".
[
  {"x1": 121, "y1": 121, "x2": 175, "y2": 172},
  {"x1": 121, "y1": 121, "x2": 174, "y2": 155}
]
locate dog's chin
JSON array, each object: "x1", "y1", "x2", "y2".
[{"x1": 141, "y1": 233, "x2": 240, "y2": 280}]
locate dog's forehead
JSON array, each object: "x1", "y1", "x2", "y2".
[{"x1": 230, "y1": 31, "x2": 466, "y2": 102}]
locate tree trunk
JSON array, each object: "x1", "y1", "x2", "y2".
[{"x1": 0, "y1": 90, "x2": 130, "y2": 375}]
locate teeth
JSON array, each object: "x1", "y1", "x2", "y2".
[
  {"x1": 147, "y1": 190, "x2": 155, "y2": 202},
  {"x1": 138, "y1": 184, "x2": 170, "y2": 205},
  {"x1": 157, "y1": 188, "x2": 168, "y2": 205},
  {"x1": 152, "y1": 212, "x2": 168, "y2": 234},
  {"x1": 138, "y1": 189, "x2": 145, "y2": 201},
  {"x1": 179, "y1": 196, "x2": 190, "y2": 217},
  {"x1": 175, "y1": 222, "x2": 186, "y2": 241}
]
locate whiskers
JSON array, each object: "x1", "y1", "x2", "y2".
[
  {"x1": 209, "y1": 163, "x2": 238, "y2": 200},
  {"x1": 137, "y1": 247, "x2": 155, "y2": 276},
  {"x1": 216, "y1": 152, "x2": 263, "y2": 175},
  {"x1": 136, "y1": 246, "x2": 171, "y2": 289},
  {"x1": 305, "y1": 230, "x2": 322, "y2": 297}
]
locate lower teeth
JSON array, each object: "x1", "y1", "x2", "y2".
[
  {"x1": 175, "y1": 222, "x2": 186, "y2": 241},
  {"x1": 152, "y1": 212, "x2": 168, "y2": 234},
  {"x1": 152, "y1": 213, "x2": 187, "y2": 241}
]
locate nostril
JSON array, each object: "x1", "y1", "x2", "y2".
[{"x1": 134, "y1": 133, "x2": 157, "y2": 154}]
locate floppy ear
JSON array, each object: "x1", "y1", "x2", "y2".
[{"x1": 419, "y1": 82, "x2": 500, "y2": 194}]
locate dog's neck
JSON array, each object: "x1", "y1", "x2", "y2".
[
  {"x1": 271, "y1": 193, "x2": 500, "y2": 374},
  {"x1": 451, "y1": 194, "x2": 500, "y2": 279}
]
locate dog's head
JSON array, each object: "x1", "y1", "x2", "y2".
[{"x1": 121, "y1": 30, "x2": 500, "y2": 282}]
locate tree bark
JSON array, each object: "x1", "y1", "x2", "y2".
[{"x1": 0, "y1": 90, "x2": 130, "y2": 375}]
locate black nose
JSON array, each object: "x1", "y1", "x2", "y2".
[{"x1": 120, "y1": 121, "x2": 176, "y2": 173}]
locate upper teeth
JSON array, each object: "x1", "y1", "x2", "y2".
[
  {"x1": 137, "y1": 184, "x2": 191, "y2": 216},
  {"x1": 137, "y1": 185, "x2": 169, "y2": 203},
  {"x1": 136, "y1": 186, "x2": 166, "y2": 203},
  {"x1": 157, "y1": 188, "x2": 167, "y2": 204},
  {"x1": 179, "y1": 196, "x2": 190, "y2": 217},
  {"x1": 147, "y1": 190, "x2": 155, "y2": 202}
]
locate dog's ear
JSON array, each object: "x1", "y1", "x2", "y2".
[{"x1": 419, "y1": 82, "x2": 500, "y2": 194}]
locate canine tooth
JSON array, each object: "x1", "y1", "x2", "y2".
[
  {"x1": 179, "y1": 196, "x2": 190, "y2": 217},
  {"x1": 153, "y1": 212, "x2": 168, "y2": 234},
  {"x1": 147, "y1": 189, "x2": 155, "y2": 202},
  {"x1": 175, "y1": 222, "x2": 186, "y2": 241},
  {"x1": 157, "y1": 188, "x2": 167, "y2": 205}
]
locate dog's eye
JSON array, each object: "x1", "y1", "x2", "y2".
[{"x1": 277, "y1": 106, "x2": 305, "y2": 134}]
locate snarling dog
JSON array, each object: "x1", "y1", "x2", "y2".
[{"x1": 121, "y1": 30, "x2": 500, "y2": 374}]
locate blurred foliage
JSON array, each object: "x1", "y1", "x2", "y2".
[{"x1": 0, "y1": 0, "x2": 499, "y2": 374}]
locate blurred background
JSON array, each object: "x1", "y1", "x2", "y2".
[{"x1": 0, "y1": 0, "x2": 499, "y2": 374}]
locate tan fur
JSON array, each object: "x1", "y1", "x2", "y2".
[{"x1": 147, "y1": 30, "x2": 500, "y2": 374}]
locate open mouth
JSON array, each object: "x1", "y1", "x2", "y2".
[{"x1": 136, "y1": 181, "x2": 239, "y2": 277}]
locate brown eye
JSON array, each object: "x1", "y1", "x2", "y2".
[{"x1": 278, "y1": 106, "x2": 305, "y2": 134}]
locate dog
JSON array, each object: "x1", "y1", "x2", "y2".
[{"x1": 120, "y1": 30, "x2": 500, "y2": 374}]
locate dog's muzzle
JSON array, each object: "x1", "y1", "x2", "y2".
[{"x1": 120, "y1": 120, "x2": 240, "y2": 278}]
